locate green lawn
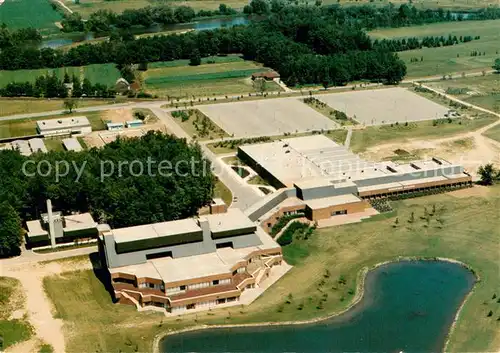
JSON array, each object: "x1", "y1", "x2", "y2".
[
  {"x1": 142, "y1": 59, "x2": 281, "y2": 99},
  {"x1": 0, "y1": 64, "x2": 121, "y2": 87},
  {"x1": 350, "y1": 115, "x2": 497, "y2": 153},
  {"x1": 43, "y1": 187, "x2": 500, "y2": 352},
  {"x1": 369, "y1": 19, "x2": 500, "y2": 78},
  {"x1": 214, "y1": 179, "x2": 233, "y2": 206},
  {"x1": 0, "y1": 277, "x2": 32, "y2": 349},
  {"x1": 0, "y1": 0, "x2": 62, "y2": 34}
]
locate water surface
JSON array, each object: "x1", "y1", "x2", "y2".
[{"x1": 162, "y1": 261, "x2": 475, "y2": 353}]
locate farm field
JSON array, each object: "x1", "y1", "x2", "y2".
[
  {"x1": 0, "y1": 111, "x2": 107, "y2": 139},
  {"x1": 198, "y1": 97, "x2": 338, "y2": 138},
  {"x1": 0, "y1": 0, "x2": 62, "y2": 34},
  {"x1": 369, "y1": 19, "x2": 500, "y2": 78},
  {"x1": 483, "y1": 123, "x2": 500, "y2": 143},
  {"x1": 425, "y1": 74, "x2": 500, "y2": 112},
  {"x1": 142, "y1": 57, "x2": 280, "y2": 99},
  {"x1": 317, "y1": 87, "x2": 449, "y2": 125},
  {"x1": 0, "y1": 64, "x2": 121, "y2": 87},
  {"x1": 42, "y1": 186, "x2": 500, "y2": 352}
]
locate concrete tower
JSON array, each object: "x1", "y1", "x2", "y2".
[{"x1": 47, "y1": 199, "x2": 56, "y2": 248}]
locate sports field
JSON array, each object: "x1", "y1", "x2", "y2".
[
  {"x1": 369, "y1": 20, "x2": 500, "y2": 78},
  {"x1": 318, "y1": 87, "x2": 449, "y2": 126},
  {"x1": 198, "y1": 97, "x2": 338, "y2": 137},
  {"x1": 142, "y1": 56, "x2": 281, "y2": 99},
  {"x1": 0, "y1": 64, "x2": 121, "y2": 87},
  {"x1": 0, "y1": 0, "x2": 62, "y2": 34}
]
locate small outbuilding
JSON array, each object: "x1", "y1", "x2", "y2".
[
  {"x1": 251, "y1": 71, "x2": 280, "y2": 81},
  {"x1": 115, "y1": 78, "x2": 131, "y2": 94},
  {"x1": 106, "y1": 122, "x2": 125, "y2": 131},
  {"x1": 125, "y1": 120, "x2": 144, "y2": 128}
]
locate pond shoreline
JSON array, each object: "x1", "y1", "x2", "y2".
[{"x1": 152, "y1": 256, "x2": 479, "y2": 353}]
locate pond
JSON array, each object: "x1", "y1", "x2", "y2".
[
  {"x1": 39, "y1": 16, "x2": 249, "y2": 49},
  {"x1": 161, "y1": 260, "x2": 475, "y2": 353}
]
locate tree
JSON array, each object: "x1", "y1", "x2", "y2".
[
  {"x1": 63, "y1": 98, "x2": 78, "y2": 113},
  {"x1": 493, "y1": 58, "x2": 500, "y2": 73},
  {"x1": 478, "y1": 163, "x2": 497, "y2": 185},
  {"x1": 253, "y1": 78, "x2": 267, "y2": 95},
  {"x1": 0, "y1": 202, "x2": 23, "y2": 258},
  {"x1": 189, "y1": 49, "x2": 201, "y2": 66}
]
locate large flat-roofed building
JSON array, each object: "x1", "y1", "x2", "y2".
[
  {"x1": 238, "y1": 135, "x2": 472, "y2": 230},
  {"x1": 36, "y1": 116, "x2": 92, "y2": 136},
  {"x1": 99, "y1": 208, "x2": 283, "y2": 314}
]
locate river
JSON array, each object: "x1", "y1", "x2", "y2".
[
  {"x1": 40, "y1": 16, "x2": 249, "y2": 49},
  {"x1": 161, "y1": 260, "x2": 476, "y2": 353}
]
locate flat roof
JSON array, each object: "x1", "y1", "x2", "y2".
[
  {"x1": 62, "y1": 138, "x2": 83, "y2": 152},
  {"x1": 64, "y1": 213, "x2": 97, "y2": 231},
  {"x1": 26, "y1": 220, "x2": 48, "y2": 237},
  {"x1": 37, "y1": 116, "x2": 90, "y2": 131},
  {"x1": 203, "y1": 209, "x2": 255, "y2": 234},
  {"x1": 110, "y1": 226, "x2": 280, "y2": 283},
  {"x1": 305, "y1": 194, "x2": 362, "y2": 209},
  {"x1": 28, "y1": 138, "x2": 48, "y2": 153},
  {"x1": 113, "y1": 218, "x2": 202, "y2": 244}
]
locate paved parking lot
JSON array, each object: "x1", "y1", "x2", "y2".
[
  {"x1": 317, "y1": 87, "x2": 450, "y2": 126},
  {"x1": 198, "y1": 97, "x2": 338, "y2": 137}
]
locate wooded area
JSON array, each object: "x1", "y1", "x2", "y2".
[{"x1": 0, "y1": 132, "x2": 215, "y2": 256}]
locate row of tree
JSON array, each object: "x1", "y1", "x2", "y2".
[
  {"x1": 62, "y1": 3, "x2": 237, "y2": 33},
  {"x1": 373, "y1": 34, "x2": 479, "y2": 52},
  {"x1": 0, "y1": 73, "x2": 116, "y2": 98},
  {"x1": 0, "y1": 132, "x2": 215, "y2": 257}
]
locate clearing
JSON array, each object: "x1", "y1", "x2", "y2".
[
  {"x1": 141, "y1": 57, "x2": 281, "y2": 99},
  {"x1": 369, "y1": 19, "x2": 500, "y2": 78},
  {"x1": 0, "y1": 64, "x2": 121, "y2": 88},
  {"x1": 198, "y1": 97, "x2": 338, "y2": 138},
  {"x1": 317, "y1": 87, "x2": 449, "y2": 126},
  {"x1": 0, "y1": 0, "x2": 62, "y2": 34},
  {"x1": 38, "y1": 186, "x2": 500, "y2": 352}
]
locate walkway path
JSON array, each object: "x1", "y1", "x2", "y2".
[
  {"x1": 53, "y1": 0, "x2": 73, "y2": 14},
  {"x1": 344, "y1": 127, "x2": 353, "y2": 148}
]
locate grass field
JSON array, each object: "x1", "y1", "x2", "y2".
[
  {"x1": 426, "y1": 74, "x2": 500, "y2": 112},
  {"x1": 42, "y1": 186, "x2": 500, "y2": 352},
  {"x1": 142, "y1": 57, "x2": 281, "y2": 99},
  {"x1": 0, "y1": 64, "x2": 121, "y2": 87},
  {"x1": 0, "y1": 111, "x2": 107, "y2": 139},
  {"x1": 483, "y1": 123, "x2": 500, "y2": 143},
  {"x1": 350, "y1": 114, "x2": 497, "y2": 152},
  {"x1": 0, "y1": 277, "x2": 32, "y2": 349},
  {"x1": 0, "y1": 0, "x2": 62, "y2": 34},
  {"x1": 0, "y1": 99, "x2": 115, "y2": 117},
  {"x1": 214, "y1": 178, "x2": 233, "y2": 206},
  {"x1": 171, "y1": 109, "x2": 229, "y2": 140},
  {"x1": 369, "y1": 20, "x2": 500, "y2": 78}
]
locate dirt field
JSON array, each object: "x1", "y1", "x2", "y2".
[
  {"x1": 318, "y1": 87, "x2": 450, "y2": 126},
  {"x1": 360, "y1": 129, "x2": 500, "y2": 178},
  {"x1": 83, "y1": 123, "x2": 166, "y2": 148},
  {"x1": 198, "y1": 97, "x2": 338, "y2": 138},
  {"x1": 101, "y1": 108, "x2": 134, "y2": 124}
]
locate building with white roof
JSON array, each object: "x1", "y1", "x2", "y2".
[
  {"x1": 62, "y1": 137, "x2": 83, "y2": 152},
  {"x1": 100, "y1": 207, "x2": 283, "y2": 314},
  {"x1": 36, "y1": 116, "x2": 92, "y2": 136},
  {"x1": 238, "y1": 135, "x2": 472, "y2": 231}
]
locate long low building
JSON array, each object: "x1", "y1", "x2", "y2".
[
  {"x1": 36, "y1": 116, "x2": 92, "y2": 136},
  {"x1": 99, "y1": 208, "x2": 283, "y2": 314},
  {"x1": 238, "y1": 135, "x2": 472, "y2": 230}
]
